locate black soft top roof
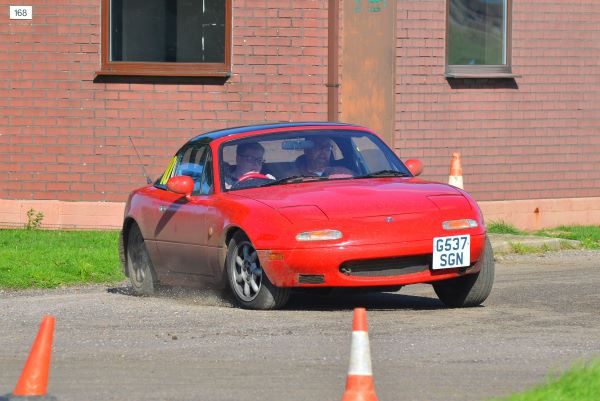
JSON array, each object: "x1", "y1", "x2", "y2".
[{"x1": 189, "y1": 122, "x2": 356, "y2": 143}]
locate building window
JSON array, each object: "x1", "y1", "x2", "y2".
[
  {"x1": 99, "y1": 0, "x2": 231, "y2": 77},
  {"x1": 445, "y1": 0, "x2": 514, "y2": 78}
]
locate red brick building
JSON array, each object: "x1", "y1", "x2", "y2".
[{"x1": 1, "y1": 0, "x2": 599, "y2": 230}]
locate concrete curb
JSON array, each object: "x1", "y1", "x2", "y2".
[{"x1": 488, "y1": 233, "x2": 581, "y2": 254}]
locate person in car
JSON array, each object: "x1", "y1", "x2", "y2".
[
  {"x1": 295, "y1": 137, "x2": 353, "y2": 177},
  {"x1": 225, "y1": 142, "x2": 272, "y2": 188},
  {"x1": 296, "y1": 137, "x2": 332, "y2": 176}
]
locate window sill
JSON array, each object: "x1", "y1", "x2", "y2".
[
  {"x1": 445, "y1": 72, "x2": 520, "y2": 79},
  {"x1": 95, "y1": 69, "x2": 231, "y2": 78}
]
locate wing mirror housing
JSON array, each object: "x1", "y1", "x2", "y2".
[
  {"x1": 167, "y1": 176, "x2": 194, "y2": 198},
  {"x1": 404, "y1": 159, "x2": 423, "y2": 176}
]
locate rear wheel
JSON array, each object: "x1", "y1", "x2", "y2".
[
  {"x1": 433, "y1": 237, "x2": 494, "y2": 307},
  {"x1": 126, "y1": 224, "x2": 157, "y2": 296},
  {"x1": 226, "y1": 232, "x2": 290, "y2": 310}
]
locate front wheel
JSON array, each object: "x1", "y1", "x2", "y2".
[
  {"x1": 226, "y1": 232, "x2": 290, "y2": 310},
  {"x1": 433, "y1": 237, "x2": 495, "y2": 307}
]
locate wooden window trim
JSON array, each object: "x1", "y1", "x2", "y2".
[
  {"x1": 97, "y1": 0, "x2": 232, "y2": 78},
  {"x1": 445, "y1": 0, "x2": 515, "y2": 79}
]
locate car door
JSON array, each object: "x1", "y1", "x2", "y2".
[{"x1": 153, "y1": 143, "x2": 217, "y2": 278}]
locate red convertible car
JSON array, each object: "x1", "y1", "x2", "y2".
[{"x1": 119, "y1": 122, "x2": 494, "y2": 309}]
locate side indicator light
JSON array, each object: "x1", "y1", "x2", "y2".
[{"x1": 268, "y1": 252, "x2": 285, "y2": 261}]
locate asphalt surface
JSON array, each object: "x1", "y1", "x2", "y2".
[{"x1": 0, "y1": 247, "x2": 599, "y2": 401}]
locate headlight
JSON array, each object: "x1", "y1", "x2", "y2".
[
  {"x1": 295, "y1": 229, "x2": 343, "y2": 241},
  {"x1": 442, "y1": 219, "x2": 478, "y2": 230}
]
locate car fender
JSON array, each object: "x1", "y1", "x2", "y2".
[
  {"x1": 453, "y1": 188, "x2": 486, "y2": 227},
  {"x1": 215, "y1": 194, "x2": 295, "y2": 250}
]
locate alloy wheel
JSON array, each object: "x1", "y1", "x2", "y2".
[{"x1": 231, "y1": 242, "x2": 263, "y2": 301}]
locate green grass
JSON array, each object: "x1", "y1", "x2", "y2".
[
  {"x1": 489, "y1": 360, "x2": 600, "y2": 401},
  {"x1": 508, "y1": 242, "x2": 542, "y2": 255},
  {"x1": 0, "y1": 229, "x2": 124, "y2": 289},
  {"x1": 488, "y1": 221, "x2": 600, "y2": 250},
  {"x1": 2, "y1": 223, "x2": 598, "y2": 289},
  {"x1": 487, "y1": 220, "x2": 526, "y2": 235},
  {"x1": 536, "y1": 225, "x2": 600, "y2": 250}
]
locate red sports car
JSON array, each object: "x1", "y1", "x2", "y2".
[{"x1": 119, "y1": 122, "x2": 494, "y2": 309}]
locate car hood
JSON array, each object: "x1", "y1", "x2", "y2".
[{"x1": 232, "y1": 178, "x2": 468, "y2": 220}]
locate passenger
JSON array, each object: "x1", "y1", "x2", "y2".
[
  {"x1": 296, "y1": 137, "x2": 334, "y2": 176},
  {"x1": 295, "y1": 137, "x2": 353, "y2": 177}
]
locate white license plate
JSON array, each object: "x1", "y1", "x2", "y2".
[{"x1": 432, "y1": 235, "x2": 470, "y2": 270}]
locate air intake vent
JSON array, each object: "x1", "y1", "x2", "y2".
[
  {"x1": 298, "y1": 274, "x2": 325, "y2": 284},
  {"x1": 339, "y1": 255, "x2": 431, "y2": 277}
]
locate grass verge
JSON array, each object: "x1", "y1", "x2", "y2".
[
  {"x1": 536, "y1": 225, "x2": 600, "y2": 249},
  {"x1": 487, "y1": 220, "x2": 525, "y2": 235},
  {"x1": 488, "y1": 221, "x2": 600, "y2": 250},
  {"x1": 0, "y1": 229, "x2": 124, "y2": 289},
  {"x1": 2, "y1": 223, "x2": 598, "y2": 289},
  {"x1": 490, "y1": 360, "x2": 600, "y2": 401}
]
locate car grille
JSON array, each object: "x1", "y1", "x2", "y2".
[{"x1": 339, "y1": 255, "x2": 431, "y2": 277}]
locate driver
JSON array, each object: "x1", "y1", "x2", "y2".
[{"x1": 225, "y1": 142, "x2": 272, "y2": 189}]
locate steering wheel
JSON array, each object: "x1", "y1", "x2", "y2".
[
  {"x1": 231, "y1": 171, "x2": 275, "y2": 189},
  {"x1": 237, "y1": 171, "x2": 271, "y2": 182}
]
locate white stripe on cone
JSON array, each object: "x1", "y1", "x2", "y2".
[
  {"x1": 348, "y1": 331, "x2": 373, "y2": 376},
  {"x1": 448, "y1": 175, "x2": 463, "y2": 189}
]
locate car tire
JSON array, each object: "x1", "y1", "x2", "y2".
[
  {"x1": 433, "y1": 236, "x2": 495, "y2": 307},
  {"x1": 226, "y1": 232, "x2": 290, "y2": 310},
  {"x1": 126, "y1": 224, "x2": 157, "y2": 296}
]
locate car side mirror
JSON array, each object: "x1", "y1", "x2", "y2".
[
  {"x1": 404, "y1": 159, "x2": 423, "y2": 176},
  {"x1": 167, "y1": 176, "x2": 194, "y2": 198}
]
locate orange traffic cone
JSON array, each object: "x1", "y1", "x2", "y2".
[
  {"x1": 11, "y1": 316, "x2": 56, "y2": 399},
  {"x1": 341, "y1": 308, "x2": 378, "y2": 401},
  {"x1": 448, "y1": 152, "x2": 464, "y2": 189}
]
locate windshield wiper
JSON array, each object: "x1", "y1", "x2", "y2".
[
  {"x1": 261, "y1": 175, "x2": 328, "y2": 187},
  {"x1": 356, "y1": 170, "x2": 410, "y2": 178}
]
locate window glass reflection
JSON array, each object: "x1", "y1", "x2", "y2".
[
  {"x1": 448, "y1": 0, "x2": 506, "y2": 65},
  {"x1": 110, "y1": 0, "x2": 225, "y2": 63}
]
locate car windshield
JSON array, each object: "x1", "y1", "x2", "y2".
[{"x1": 220, "y1": 129, "x2": 411, "y2": 191}]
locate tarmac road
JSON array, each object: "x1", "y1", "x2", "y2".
[{"x1": 1, "y1": 250, "x2": 599, "y2": 401}]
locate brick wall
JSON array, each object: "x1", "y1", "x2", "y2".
[
  {"x1": 1, "y1": 0, "x2": 599, "y2": 208},
  {"x1": 0, "y1": 0, "x2": 329, "y2": 202},
  {"x1": 395, "y1": 0, "x2": 600, "y2": 202}
]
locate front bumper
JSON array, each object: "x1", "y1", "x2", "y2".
[{"x1": 257, "y1": 234, "x2": 486, "y2": 287}]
